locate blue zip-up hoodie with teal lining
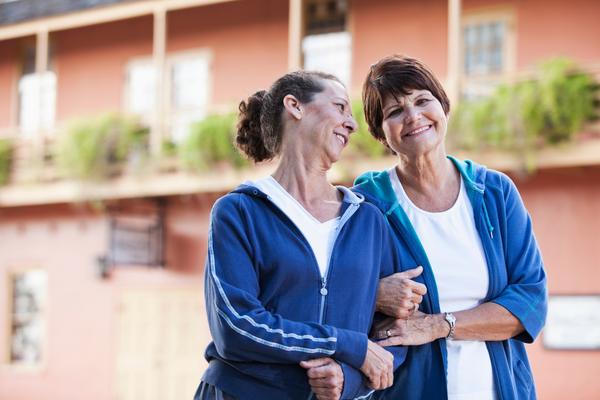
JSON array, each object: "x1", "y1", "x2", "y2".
[
  {"x1": 199, "y1": 184, "x2": 408, "y2": 400},
  {"x1": 352, "y1": 156, "x2": 547, "y2": 400}
]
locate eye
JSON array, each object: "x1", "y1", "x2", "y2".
[
  {"x1": 416, "y1": 98, "x2": 430, "y2": 105},
  {"x1": 387, "y1": 108, "x2": 402, "y2": 117},
  {"x1": 336, "y1": 103, "x2": 345, "y2": 111}
]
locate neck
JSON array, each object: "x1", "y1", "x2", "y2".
[
  {"x1": 395, "y1": 146, "x2": 460, "y2": 212},
  {"x1": 271, "y1": 154, "x2": 338, "y2": 205}
]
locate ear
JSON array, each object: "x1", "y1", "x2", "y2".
[
  {"x1": 283, "y1": 94, "x2": 302, "y2": 120},
  {"x1": 379, "y1": 138, "x2": 388, "y2": 146},
  {"x1": 446, "y1": 113, "x2": 450, "y2": 122}
]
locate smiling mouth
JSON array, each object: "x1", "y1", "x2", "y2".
[
  {"x1": 406, "y1": 125, "x2": 430, "y2": 137},
  {"x1": 335, "y1": 134, "x2": 347, "y2": 145}
]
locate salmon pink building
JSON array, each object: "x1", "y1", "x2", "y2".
[{"x1": 0, "y1": 0, "x2": 599, "y2": 399}]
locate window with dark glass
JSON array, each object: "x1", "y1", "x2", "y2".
[
  {"x1": 464, "y1": 21, "x2": 505, "y2": 76},
  {"x1": 9, "y1": 269, "x2": 47, "y2": 364}
]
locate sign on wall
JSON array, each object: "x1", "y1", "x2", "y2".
[{"x1": 543, "y1": 295, "x2": 600, "y2": 350}]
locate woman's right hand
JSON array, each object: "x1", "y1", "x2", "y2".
[
  {"x1": 376, "y1": 266, "x2": 427, "y2": 318},
  {"x1": 360, "y1": 340, "x2": 394, "y2": 390}
]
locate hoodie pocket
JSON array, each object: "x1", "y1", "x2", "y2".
[{"x1": 514, "y1": 359, "x2": 533, "y2": 397}]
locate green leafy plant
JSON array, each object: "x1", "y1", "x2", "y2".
[
  {"x1": 0, "y1": 139, "x2": 12, "y2": 185},
  {"x1": 346, "y1": 100, "x2": 388, "y2": 159},
  {"x1": 449, "y1": 58, "x2": 597, "y2": 171},
  {"x1": 178, "y1": 113, "x2": 247, "y2": 171},
  {"x1": 56, "y1": 112, "x2": 149, "y2": 180}
]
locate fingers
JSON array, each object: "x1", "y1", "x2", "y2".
[
  {"x1": 377, "y1": 267, "x2": 427, "y2": 318},
  {"x1": 360, "y1": 341, "x2": 394, "y2": 390},
  {"x1": 398, "y1": 265, "x2": 423, "y2": 280},
  {"x1": 371, "y1": 316, "x2": 397, "y2": 336},
  {"x1": 303, "y1": 358, "x2": 344, "y2": 400},
  {"x1": 300, "y1": 357, "x2": 332, "y2": 370},
  {"x1": 374, "y1": 336, "x2": 405, "y2": 347}
]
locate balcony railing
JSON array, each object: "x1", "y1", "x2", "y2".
[{"x1": 0, "y1": 60, "x2": 599, "y2": 207}]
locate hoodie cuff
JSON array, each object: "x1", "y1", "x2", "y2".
[
  {"x1": 339, "y1": 362, "x2": 374, "y2": 400},
  {"x1": 334, "y1": 329, "x2": 368, "y2": 370}
]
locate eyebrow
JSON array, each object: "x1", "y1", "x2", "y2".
[
  {"x1": 333, "y1": 97, "x2": 349, "y2": 105},
  {"x1": 383, "y1": 100, "x2": 402, "y2": 114}
]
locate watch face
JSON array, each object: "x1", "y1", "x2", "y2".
[{"x1": 446, "y1": 313, "x2": 456, "y2": 324}]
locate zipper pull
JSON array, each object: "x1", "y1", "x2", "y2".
[{"x1": 320, "y1": 279, "x2": 328, "y2": 296}]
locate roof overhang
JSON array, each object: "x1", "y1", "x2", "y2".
[{"x1": 0, "y1": 0, "x2": 239, "y2": 40}]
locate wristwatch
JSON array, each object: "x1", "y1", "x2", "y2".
[{"x1": 444, "y1": 312, "x2": 456, "y2": 339}]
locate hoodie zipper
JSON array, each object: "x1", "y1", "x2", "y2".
[{"x1": 240, "y1": 187, "x2": 360, "y2": 400}]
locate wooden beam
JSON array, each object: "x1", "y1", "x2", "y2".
[
  {"x1": 33, "y1": 28, "x2": 50, "y2": 178},
  {"x1": 288, "y1": 0, "x2": 302, "y2": 71},
  {"x1": 150, "y1": 5, "x2": 167, "y2": 157},
  {"x1": 446, "y1": 0, "x2": 462, "y2": 106},
  {"x1": 0, "y1": 0, "x2": 239, "y2": 41}
]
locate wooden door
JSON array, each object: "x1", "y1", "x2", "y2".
[{"x1": 115, "y1": 289, "x2": 210, "y2": 400}]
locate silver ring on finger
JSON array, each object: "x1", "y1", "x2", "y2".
[{"x1": 386, "y1": 329, "x2": 392, "y2": 338}]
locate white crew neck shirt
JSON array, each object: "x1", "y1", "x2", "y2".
[
  {"x1": 248, "y1": 176, "x2": 340, "y2": 278},
  {"x1": 388, "y1": 166, "x2": 497, "y2": 400}
]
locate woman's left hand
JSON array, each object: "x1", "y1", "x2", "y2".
[
  {"x1": 370, "y1": 311, "x2": 447, "y2": 346},
  {"x1": 300, "y1": 358, "x2": 344, "y2": 400}
]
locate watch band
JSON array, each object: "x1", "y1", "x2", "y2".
[{"x1": 445, "y1": 312, "x2": 456, "y2": 339}]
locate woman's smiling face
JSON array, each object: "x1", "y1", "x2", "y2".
[
  {"x1": 381, "y1": 89, "x2": 449, "y2": 158},
  {"x1": 300, "y1": 79, "x2": 358, "y2": 166}
]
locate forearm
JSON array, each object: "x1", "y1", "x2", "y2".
[
  {"x1": 372, "y1": 302, "x2": 525, "y2": 345},
  {"x1": 418, "y1": 302, "x2": 525, "y2": 342},
  {"x1": 451, "y1": 302, "x2": 525, "y2": 341}
]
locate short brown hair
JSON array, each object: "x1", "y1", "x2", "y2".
[{"x1": 362, "y1": 54, "x2": 450, "y2": 143}]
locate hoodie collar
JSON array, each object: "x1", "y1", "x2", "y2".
[
  {"x1": 354, "y1": 156, "x2": 494, "y2": 238},
  {"x1": 239, "y1": 179, "x2": 364, "y2": 206}
]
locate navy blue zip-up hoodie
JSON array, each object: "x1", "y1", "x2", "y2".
[
  {"x1": 200, "y1": 184, "x2": 407, "y2": 400},
  {"x1": 352, "y1": 156, "x2": 548, "y2": 400}
]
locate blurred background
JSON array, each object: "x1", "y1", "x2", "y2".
[{"x1": 0, "y1": 0, "x2": 599, "y2": 399}]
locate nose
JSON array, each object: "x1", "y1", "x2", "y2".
[
  {"x1": 404, "y1": 106, "x2": 421, "y2": 124},
  {"x1": 345, "y1": 115, "x2": 358, "y2": 133}
]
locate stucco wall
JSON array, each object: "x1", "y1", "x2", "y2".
[
  {"x1": 352, "y1": 0, "x2": 448, "y2": 92},
  {"x1": 0, "y1": 194, "x2": 216, "y2": 400},
  {"x1": 511, "y1": 166, "x2": 600, "y2": 400}
]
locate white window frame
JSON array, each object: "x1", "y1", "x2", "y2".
[
  {"x1": 164, "y1": 48, "x2": 213, "y2": 144},
  {"x1": 123, "y1": 56, "x2": 158, "y2": 128},
  {"x1": 16, "y1": 42, "x2": 57, "y2": 138},
  {"x1": 123, "y1": 48, "x2": 213, "y2": 144}
]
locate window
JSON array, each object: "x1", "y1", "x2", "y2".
[
  {"x1": 7, "y1": 269, "x2": 47, "y2": 366},
  {"x1": 18, "y1": 45, "x2": 56, "y2": 136},
  {"x1": 460, "y1": 8, "x2": 515, "y2": 99},
  {"x1": 464, "y1": 21, "x2": 504, "y2": 76},
  {"x1": 302, "y1": 0, "x2": 352, "y2": 88},
  {"x1": 167, "y1": 50, "x2": 211, "y2": 144},
  {"x1": 125, "y1": 49, "x2": 211, "y2": 144}
]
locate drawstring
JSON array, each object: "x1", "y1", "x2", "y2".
[
  {"x1": 385, "y1": 201, "x2": 400, "y2": 217},
  {"x1": 482, "y1": 200, "x2": 494, "y2": 239}
]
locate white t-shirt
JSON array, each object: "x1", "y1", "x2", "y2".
[
  {"x1": 248, "y1": 176, "x2": 340, "y2": 277},
  {"x1": 388, "y1": 167, "x2": 497, "y2": 400}
]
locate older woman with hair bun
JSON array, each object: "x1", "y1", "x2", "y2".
[
  {"x1": 194, "y1": 70, "x2": 424, "y2": 400},
  {"x1": 351, "y1": 54, "x2": 548, "y2": 400}
]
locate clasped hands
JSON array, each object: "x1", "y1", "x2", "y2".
[{"x1": 301, "y1": 266, "x2": 427, "y2": 400}]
